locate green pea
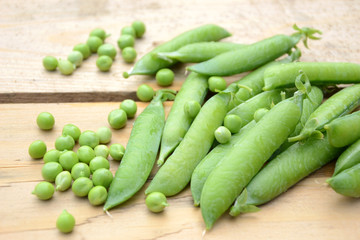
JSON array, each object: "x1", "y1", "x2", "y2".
[
  {"x1": 254, "y1": 108, "x2": 269, "y2": 122},
  {"x1": 96, "y1": 55, "x2": 113, "y2": 72},
  {"x1": 62, "y1": 124, "x2": 81, "y2": 142},
  {"x1": 155, "y1": 68, "x2": 174, "y2": 86},
  {"x1": 108, "y1": 109, "x2": 127, "y2": 129},
  {"x1": 58, "y1": 59, "x2": 75, "y2": 76},
  {"x1": 56, "y1": 210, "x2": 75, "y2": 233},
  {"x1": 94, "y1": 145, "x2": 109, "y2": 159},
  {"x1": 55, "y1": 135, "x2": 75, "y2": 151},
  {"x1": 55, "y1": 171, "x2": 72, "y2": 191},
  {"x1": 117, "y1": 35, "x2": 135, "y2": 50},
  {"x1": 145, "y1": 192, "x2": 168, "y2": 213},
  {"x1": 59, "y1": 151, "x2": 79, "y2": 171},
  {"x1": 136, "y1": 84, "x2": 154, "y2": 102},
  {"x1": 32, "y1": 181, "x2": 55, "y2": 200},
  {"x1": 88, "y1": 186, "x2": 108, "y2": 206},
  {"x1": 29, "y1": 140, "x2": 47, "y2": 159},
  {"x1": 79, "y1": 130, "x2": 100, "y2": 148},
  {"x1": 208, "y1": 76, "x2": 227, "y2": 92},
  {"x1": 96, "y1": 126, "x2": 112, "y2": 144},
  {"x1": 73, "y1": 43, "x2": 91, "y2": 60},
  {"x1": 43, "y1": 149, "x2": 61, "y2": 163},
  {"x1": 120, "y1": 99, "x2": 137, "y2": 118},
  {"x1": 90, "y1": 28, "x2": 108, "y2": 41},
  {"x1": 42, "y1": 56, "x2": 58, "y2": 71},
  {"x1": 71, "y1": 162, "x2": 91, "y2": 180},
  {"x1": 214, "y1": 126, "x2": 231, "y2": 144},
  {"x1": 224, "y1": 114, "x2": 242, "y2": 134},
  {"x1": 121, "y1": 26, "x2": 136, "y2": 38},
  {"x1": 131, "y1": 20, "x2": 146, "y2": 38},
  {"x1": 72, "y1": 177, "x2": 93, "y2": 197},
  {"x1": 184, "y1": 101, "x2": 201, "y2": 119},
  {"x1": 67, "y1": 51, "x2": 83, "y2": 67},
  {"x1": 109, "y1": 143, "x2": 125, "y2": 161},
  {"x1": 42, "y1": 162, "x2": 63, "y2": 182},
  {"x1": 92, "y1": 168, "x2": 113, "y2": 189},
  {"x1": 97, "y1": 43, "x2": 117, "y2": 60},
  {"x1": 77, "y1": 146, "x2": 96, "y2": 164},
  {"x1": 122, "y1": 47, "x2": 137, "y2": 63},
  {"x1": 89, "y1": 156, "x2": 110, "y2": 173},
  {"x1": 86, "y1": 36, "x2": 103, "y2": 53},
  {"x1": 36, "y1": 112, "x2": 55, "y2": 130}
]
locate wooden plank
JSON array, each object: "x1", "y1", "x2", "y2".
[
  {"x1": 0, "y1": 102, "x2": 360, "y2": 239},
  {"x1": 0, "y1": 0, "x2": 359, "y2": 103}
]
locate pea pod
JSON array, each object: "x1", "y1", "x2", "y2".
[
  {"x1": 333, "y1": 139, "x2": 360, "y2": 176},
  {"x1": 187, "y1": 25, "x2": 320, "y2": 76},
  {"x1": 289, "y1": 84, "x2": 360, "y2": 142},
  {"x1": 324, "y1": 111, "x2": 360, "y2": 148},
  {"x1": 123, "y1": 24, "x2": 231, "y2": 77},
  {"x1": 156, "y1": 42, "x2": 245, "y2": 63},
  {"x1": 230, "y1": 134, "x2": 342, "y2": 216},
  {"x1": 158, "y1": 72, "x2": 208, "y2": 166},
  {"x1": 327, "y1": 163, "x2": 360, "y2": 197},
  {"x1": 263, "y1": 62, "x2": 360, "y2": 91},
  {"x1": 104, "y1": 90, "x2": 175, "y2": 211},
  {"x1": 191, "y1": 121, "x2": 257, "y2": 206},
  {"x1": 200, "y1": 93, "x2": 303, "y2": 229}
]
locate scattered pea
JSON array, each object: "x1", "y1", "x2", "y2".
[
  {"x1": 214, "y1": 126, "x2": 231, "y2": 144},
  {"x1": 97, "y1": 43, "x2": 117, "y2": 60},
  {"x1": 55, "y1": 135, "x2": 75, "y2": 151},
  {"x1": 224, "y1": 114, "x2": 242, "y2": 134},
  {"x1": 92, "y1": 168, "x2": 113, "y2": 189},
  {"x1": 90, "y1": 28, "x2": 108, "y2": 41},
  {"x1": 94, "y1": 145, "x2": 109, "y2": 158},
  {"x1": 29, "y1": 140, "x2": 47, "y2": 159},
  {"x1": 79, "y1": 130, "x2": 100, "y2": 148},
  {"x1": 58, "y1": 59, "x2": 75, "y2": 75},
  {"x1": 43, "y1": 149, "x2": 61, "y2": 163},
  {"x1": 42, "y1": 56, "x2": 58, "y2": 71},
  {"x1": 32, "y1": 181, "x2": 55, "y2": 200},
  {"x1": 122, "y1": 47, "x2": 137, "y2": 63},
  {"x1": 77, "y1": 146, "x2": 96, "y2": 164},
  {"x1": 89, "y1": 156, "x2": 110, "y2": 173},
  {"x1": 132, "y1": 20, "x2": 146, "y2": 38},
  {"x1": 136, "y1": 84, "x2": 154, "y2": 102},
  {"x1": 208, "y1": 76, "x2": 227, "y2": 92},
  {"x1": 108, "y1": 109, "x2": 127, "y2": 129},
  {"x1": 145, "y1": 192, "x2": 169, "y2": 213},
  {"x1": 36, "y1": 112, "x2": 55, "y2": 130},
  {"x1": 120, "y1": 99, "x2": 137, "y2": 118},
  {"x1": 96, "y1": 55, "x2": 113, "y2": 72},
  {"x1": 96, "y1": 126, "x2": 112, "y2": 144},
  {"x1": 71, "y1": 162, "x2": 91, "y2": 180},
  {"x1": 184, "y1": 101, "x2": 201, "y2": 118},
  {"x1": 56, "y1": 210, "x2": 75, "y2": 233},
  {"x1": 88, "y1": 186, "x2": 108, "y2": 206},
  {"x1": 117, "y1": 35, "x2": 135, "y2": 50},
  {"x1": 42, "y1": 162, "x2": 63, "y2": 182},
  {"x1": 72, "y1": 177, "x2": 93, "y2": 197},
  {"x1": 59, "y1": 151, "x2": 79, "y2": 171},
  {"x1": 121, "y1": 26, "x2": 136, "y2": 38},
  {"x1": 86, "y1": 36, "x2": 103, "y2": 53},
  {"x1": 62, "y1": 124, "x2": 81, "y2": 142},
  {"x1": 73, "y1": 43, "x2": 91, "y2": 60},
  {"x1": 109, "y1": 143, "x2": 125, "y2": 161},
  {"x1": 67, "y1": 51, "x2": 83, "y2": 67},
  {"x1": 156, "y1": 68, "x2": 175, "y2": 87},
  {"x1": 55, "y1": 171, "x2": 72, "y2": 191}
]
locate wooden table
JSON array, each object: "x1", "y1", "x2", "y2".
[{"x1": 1, "y1": 0, "x2": 360, "y2": 239}]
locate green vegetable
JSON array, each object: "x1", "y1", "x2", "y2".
[
  {"x1": 121, "y1": 26, "x2": 136, "y2": 37},
  {"x1": 79, "y1": 130, "x2": 100, "y2": 148},
  {"x1": 145, "y1": 192, "x2": 169, "y2": 213},
  {"x1": 92, "y1": 168, "x2": 113, "y2": 189},
  {"x1": 59, "y1": 151, "x2": 79, "y2": 171},
  {"x1": 36, "y1": 112, "x2": 55, "y2": 130},
  {"x1": 32, "y1": 181, "x2": 55, "y2": 200},
  {"x1": 73, "y1": 43, "x2": 91, "y2": 59},
  {"x1": 71, "y1": 162, "x2": 91, "y2": 180},
  {"x1": 208, "y1": 76, "x2": 226, "y2": 92},
  {"x1": 108, "y1": 109, "x2": 127, "y2": 129},
  {"x1": 96, "y1": 126, "x2": 112, "y2": 144},
  {"x1": 43, "y1": 149, "x2": 61, "y2": 163},
  {"x1": 223, "y1": 114, "x2": 242, "y2": 134},
  {"x1": 132, "y1": 20, "x2": 146, "y2": 38},
  {"x1": 96, "y1": 55, "x2": 113, "y2": 72},
  {"x1": 58, "y1": 59, "x2": 74, "y2": 75},
  {"x1": 184, "y1": 100, "x2": 201, "y2": 119},
  {"x1": 29, "y1": 140, "x2": 47, "y2": 159},
  {"x1": 72, "y1": 177, "x2": 93, "y2": 197},
  {"x1": 253, "y1": 108, "x2": 269, "y2": 122},
  {"x1": 136, "y1": 84, "x2": 154, "y2": 102},
  {"x1": 117, "y1": 35, "x2": 135, "y2": 50},
  {"x1": 42, "y1": 162, "x2": 63, "y2": 182},
  {"x1": 88, "y1": 186, "x2": 108, "y2": 205},
  {"x1": 97, "y1": 43, "x2": 117, "y2": 60},
  {"x1": 109, "y1": 143, "x2": 125, "y2": 161},
  {"x1": 89, "y1": 156, "x2": 110, "y2": 173},
  {"x1": 120, "y1": 99, "x2": 137, "y2": 118},
  {"x1": 67, "y1": 51, "x2": 83, "y2": 67},
  {"x1": 90, "y1": 28, "x2": 108, "y2": 41},
  {"x1": 327, "y1": 163, "x2": 360, "y2": 197},
  {"x1": 156, "y1": 68, "x2": 174, "y2": 86},
  {"x1": 55, "y1": 171, "x2": 72, "y2": 191},
  {"x1": 333, "y1": 139, "x2": 360, "y2": 176},
  {"x1": 77, "y1": 146, "x2": 96, "y2": 164},
  {"x1": 42, "y1": 56, "x2": 58, "y2": 71},
  {"x1": 62, "y1": 124, "x2": 81, "y2": 142},
  {"x1": 214, "y1": 126, "x2": 231, "y2": 144},
  {"x1": 94, "y1": 145, "x2": 109, "y2": 158},
  {"x1": 86, "y1": 36, "x2": 103, "y2": 53},
  {"x1": 55, "y1": 135, "x2": 75, "y2": 151},
  {"x1": 56, "y1": 210, "x2": 75, "y2": 233},
  {"x1": 122, "y1": 47, "x2": 137, "y2": 63}
]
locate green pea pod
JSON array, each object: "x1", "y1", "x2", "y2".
[
  {"x1": 327, "y1": 163, "x2": 360, "y2": 198},
  {"x1": 333, "y1": 139, "x2": 360, "y2": 176},
  {"x1": 263, "y1": 62, "x2": 360, "y2": 91},
  {"x1": 187, "y1": 25, "x2": 320, "y2": 76},
  {"x1": 158, "y1": 73, "x2": 208, "y2": 166},
  {"x1": 191, "y1": 120, "x2": 257, "y2": 206},
  {"x1": 156, "y1": 42, "x2": 246, "y2": 63},
  {"x1": 104, "y1": 89, "x2": 175, "y2": 211},
  {"x1": 324, "y1": 111, "x2": 360, "y2": 148},
  {"x1": 289, "y1": 84, "x2": 360, "y2": 142},
  {"x1": 123, "y1": 24, "x2": 231, "y2": 77},
  {"x1": 230, "y1": 134, "x2": 342, "y2": 216},
  {"x1": 200, "y1": 94, "x2": 302, "y2": 229}
]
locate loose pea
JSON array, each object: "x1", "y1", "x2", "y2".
[
  {"x1": 184, "y1": 101, "x2": 201, "y2": 118},
  {"x1": 120, "y1": 99, "x2": 137, "y2": 118},
  {"x1": 55, "y1": 135, "x2": 75, "y2": 151},
  {"x1": 96, "y1": 55, "x2": 113, "y2": 72},
  {"x1": 59, "y1": 151, "x2": 79, "y2": 171},
  {"x1": 94, "y1": 145, "x2": 109, "y2": 158},
  {"x1": 131, "y1": 20, "x2": 146, "y2": 38},
  {"x1": 108, "y1": 109, "x2": 127, "y2": 129},
  {"x1": 67, "y1": 51, "x2": 83, "y2": 67},
  {"x1": 89, "y1": 156, "x2": 110, "y2": 173},
  {"x1": 29, "y1": 140, "x2": 47, "y2": 159},
  {"x1": 208, "y1": 76, "x2": 227, "y2": 92},
  {"x1": 96, "y1": 126, "x2": 112, "y2": 144},
  {"x1": 56, "y1": 210, "x2": 75, "y2": 233},
  {"x1": 254, "y1": 108, "x2": 269, "y2": 122},
  {"x1": 62, "y1": 124, "x2": 81, "y2": 142},
  {"x1": 92, "y1": 168, "x2": 113, "y2": 189},
  {"x1": 121, "y1": 26, "x2": 136, "y2": 38},
  {"x1": 97, "y1": 43, "x2": 117, "y2": 60},
  {"x1": 72, "y1": 177, "x2": 93, "y2": 197},
  {"x1": 214, "y1": 126, "x2": 231, "y2": 144},
  {"x1": 71, "y1": 163, "x2": 91, "y2": 180},
  {"x1": 224, "y1": 114, "x2": 242, "y2": 134},
  {"x1": 32, "y1": 181, "x2": 55, "y2": 200},
  {"x1": 145, "y1": 192, "x2": 168, "y2": 213},
  {"x1": 79, "y1": 130, "x2": 99, "y2": 148},
  {"x1": 136, "y1": 84, "x2": 154, "y2": 102},
  {"x1": 42, "y1": 56, "x2": 58, "y2": 71},
  {"x1": 117, "y1": 35, "x2": 135, "y2": 50},
  {"x1": 77, "y1": 146, "x2": 96, "y2": 164},
  {"x1": 58, "y1": 59, "x2": 75, "y2": 76},
  {"x1": 73, "y1": 43, "x2": 91, "y2": 59},
  {"x1": 90, "y1": 28, "x2": 108, "y2": 41},
  {"x1": 42, "y1": 162, "x2": 63, "y2": 182},
  {"x1": 88, "y1": 186, "x2": 108, "y2": 206},
  {"x1": 122, "y1": 47, "x2": 137, "y2": 63},
  {"x1": 109, "y1": 143, "x2": 125, "y2": 161},
  {"x1": 156, "y1": 68, "x2": 174, "y2": 87},
  {"x1": 36, "y1": 112, "x2": 55, "y2": 130},
  {"x1": 55, "y1": 171, "x2": 72, "y2": 191},
  {"x1": 43, "y1": 149, "x2": 61, "y2": 163},
  {"x1": 86, "y1": 36, "x2": 103, "y2": 53}
]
